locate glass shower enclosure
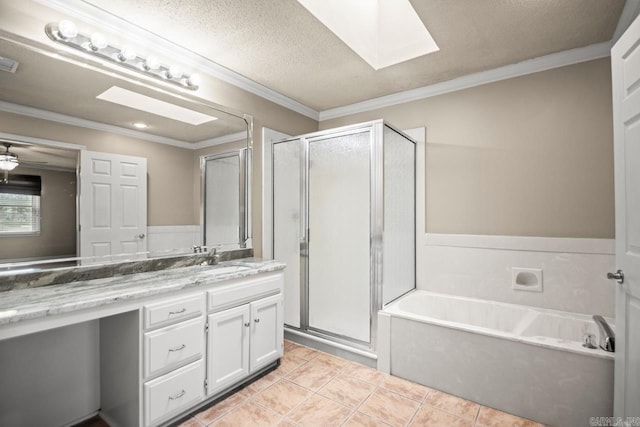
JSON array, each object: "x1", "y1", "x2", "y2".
[{"x1": 272, "y1": 120, "x2": 415, "y2": 352}]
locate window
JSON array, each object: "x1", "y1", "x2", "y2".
[
  {"x1": 0, "y1": 174, "x2": 42, "y2": 235},
  {"x1": 0, "y1": 193, "x2": 41, "y2": 234}
]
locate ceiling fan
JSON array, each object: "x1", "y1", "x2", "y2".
[{"x1": 0, "y1": 142, "x2": 47, "y2": 183}]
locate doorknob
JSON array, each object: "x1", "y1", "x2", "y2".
[{"x1": 607, "y1": 269, "x2": 624, "y2": 284}]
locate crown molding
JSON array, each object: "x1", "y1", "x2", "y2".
[
  {"x1": 612, "y1": 0, "x2": 640, "y2": 44},
  {"x1": 319, "y1": 41, "x2": 611, "y2": 121},
  {"x1": 34, "y1": 0, "x2": 320, "y2": 121},
  {"x1": 0, "y1": 131, "x2": 86, "y2": 151},
  {"x1": 192, "y1": 132, "x2": 248, "y2": 150},
  {"x1": 0, "y1": 100, "x2": 195, "y2": 149}
]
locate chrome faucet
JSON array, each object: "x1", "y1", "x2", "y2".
[
  {"x1": 592, "y1": 315, "x2": 615, "y2": 352},
  {"x1": 206, "y1": 247, "x2": 220, "y2": 265}
]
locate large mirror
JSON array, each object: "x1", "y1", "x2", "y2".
[{"x1": 0, "y1": 30, "x2": 252, "y2": 270}]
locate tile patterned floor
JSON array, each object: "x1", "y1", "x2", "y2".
[{"x1": 179, "y1": 340, "x2": 544, "y2": 427}]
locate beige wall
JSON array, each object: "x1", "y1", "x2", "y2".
[
  {"x1": 321, "y1": 58, "x2": 614, "y2": 238},
  {"x1": 0, "y1": 167, "x2": 76, "y2": 260}
]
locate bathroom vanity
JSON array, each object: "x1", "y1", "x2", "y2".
[{"x1": 0, "y1": 260, "x2": 285, "y2": 427}]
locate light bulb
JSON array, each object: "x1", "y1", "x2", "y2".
[
  {"x1": 89, "y1": 32, "x2": 107, "y2": 51},
  {"x1": 144, "y1": 55, "x2": 160, "y2": 70},
  {"x1": 166, "y1": 65, "x2": 183, "y2": 79},
  {"x1": 186, "y1": 73, "x2": 200, "y2": 87},
  {"x1": 117, "y1": 46, "x2": 136, "y2": 62},
  {"x1": 58, "y1": 20, "x2": 78, "y2": 39}
]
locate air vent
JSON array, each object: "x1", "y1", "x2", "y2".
[{"x1": 0, "y1": 57, "x2": 19, "y2": 73}]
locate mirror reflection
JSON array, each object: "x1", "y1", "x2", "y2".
[{"x1": 0, "y1": 35, "x2": 252, "y2": 270}]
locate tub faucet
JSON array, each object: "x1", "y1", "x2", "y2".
[{"x1": 592, "y1": 315, "x2": 615, "y2": 352}]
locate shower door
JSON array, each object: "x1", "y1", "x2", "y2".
[
  {"x1": 271, "y1": 120, "x2": 415, "y2": 350},
  {"x1": 272, "y1": 128, "x2": 373, "y2": 345},
  {"x1": 307, "y1": 130, "x2": 371, "y2": 343}
]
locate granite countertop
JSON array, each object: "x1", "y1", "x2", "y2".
[{"x1": 0, "y1": 258, "x2": 285, "y2": 326}]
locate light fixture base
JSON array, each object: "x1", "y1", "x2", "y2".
[{"x1": 45, "y1": 22, "x2": 199, "y2": 91}]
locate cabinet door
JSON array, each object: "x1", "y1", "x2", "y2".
[
  {"x1": 250, "y1": 294, "x2": 283, "y2": 373},
  {"x1": 207, "y1": 305, "x2": 250, "y2": 396}
]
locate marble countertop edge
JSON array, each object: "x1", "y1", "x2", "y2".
[{"x1": 0, "y1": 259, "x2": 285, "y2": 326}]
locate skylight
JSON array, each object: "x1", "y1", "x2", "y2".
[
  {"x1": 96, "y1": 86, "x2": 217, "y2": 125},
  {"x1": 296, "y1": 0, "x2": 439, "y2": 70}
]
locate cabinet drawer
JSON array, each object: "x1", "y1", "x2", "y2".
[
  {"x1": 144, "y1": 294, "x2": 205, "y2": 330},
  {"x1": 144, "y1": 317, "x2": 204, "y2": 379},
  {"x1": 144, "y1": 360, "x2": 204, "y2": 427},
  {"x1": 208, "y1": 273, "x2": 283, "y2": 312}
]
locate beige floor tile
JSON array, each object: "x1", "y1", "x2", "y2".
[
  {"x1": 286, "y1": 394, "x2": 352, "y2": 426},
  {"x1": 286, "y1": 361, "x2": 337, "y2": 391},
  {"x1": 284, "y1": 340, "x2": 298, "y2": 349},
  {"x1": 409, "y1": 405, "x2": 473, "y2": 427},
  {"x1": 311, "y1": 352, "x2": 352, "y2": 370},
  {"x1": 358, "y1": 388, "x2": 420, "y2": 427},
  {"x1": 379, "y1": 375, "x2": 431, "y2": 402},
  {"x1": 277, "y1": 354, "x2": 308, "y2": 374},
  {"x1": 252, "y1": 379, "x2": 313, "y2": 415},
  {"x1": 286, "y1": 345, "x2": 319, "y2": 361},
  {"x1": 194, "y1": 391, "x2": 247, "y2": 425},
  {"x1": 244, "y1": 370, "x2": 283, "y2": 395},
  {"x1": 476, "y1": 406, "x2": 544, "y2": 427},
  {"x1": 318, "y1": 375, "x2": 376, "y2": 408},
  {"x1": 177, "y1": 418, "x2": 204, "y2": 427},
  {"x1": 342, "y1": 363, "x2": 388, "y2": 385},
  {"x1": 424, "y1": 389, "x2": 480, "y2": 420},
  {"x1": 210, "y1": 401, "x2": 282, "y2": 426},
  {"x1": 343, "y1": 411, "x2": 392, "y2": 427}
]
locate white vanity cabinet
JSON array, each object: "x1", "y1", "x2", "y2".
[
  {"x1": 0, "y1": 265, "x2": 285, "y2": 427},
  {"x1": 142, "y1": 293, "x2": 206, "y2": 427},
  {"x1": 206, "y1": 274, "x2": 284, "y2": 396}
]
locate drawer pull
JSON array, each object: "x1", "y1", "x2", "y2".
[
  {"x1": 168, "y1": 389, "x2": 186, "y2": 400},
  {"x1": 168, "y1": 308, "x2": 187, "y2": 315},
  {"x1": 254, "y1": 318, "x2": 260, "y2": 323},
  {"x1": 168, "y1": 344, "x2": 186, "y2": 352},
  {"x1": 244, "y1": 322, "x2": 250, "y2": 327}
]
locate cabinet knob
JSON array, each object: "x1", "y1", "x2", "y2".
[
  {"x1": 254, "y1": 318, "x2": 260, "y2": 323},
  {"x1": 244, "y1": 322, "x2": 250, "y2": 327}
]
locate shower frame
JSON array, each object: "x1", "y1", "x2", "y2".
[{"x1": 272, "y1": 120, "x2": 416, "y2": 353}]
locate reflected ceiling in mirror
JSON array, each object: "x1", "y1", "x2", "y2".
[{"x1": 0, "y1": 37, "x2": 249, "y2": 146}]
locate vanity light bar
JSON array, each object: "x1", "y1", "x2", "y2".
[{"x1": 45, "y1": 21, "x2": 200, "y2": 90}]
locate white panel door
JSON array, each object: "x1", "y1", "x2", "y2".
[
  {"x1": 249, "y1": 294, "x2": 283, "y2": 373},
  {"x1": 612, "y1": 14, "x2": 640, "y2": 421},
  {"x1": 207, "y1": 305, "x2": 250, "y2": 396},
  {"x1": 79, "y1": 150, "x2": 147, "y2": 261}
]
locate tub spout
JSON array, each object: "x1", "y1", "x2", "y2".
[{"x1": 592, "y1": 315, "x2": 615, "y2": 352}]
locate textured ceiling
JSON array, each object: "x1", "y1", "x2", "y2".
[{"x1": 83, "y1": 0, "x2": 626, "y2": 111}]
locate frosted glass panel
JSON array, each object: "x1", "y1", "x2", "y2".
[
  {"x1": 382, "y1": 126, "x2": 415, "y2": 304},
  {"x1": 205, "y1": 155, "x2": 239, "y2": 246},
  {"x1": 308, "y1": 131, "x2": 371, "y2": 342},
  {"x1": 273, "y1": 140, "x2": 302, "y2": 328}
]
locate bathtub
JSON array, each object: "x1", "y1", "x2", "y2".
[{"x1": 377, "y1": 290, "x2": 614, "y2": 427}]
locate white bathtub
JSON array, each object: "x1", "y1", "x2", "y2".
[{"x1": 378, "y1": 290, "x2": 614, "y2": 427}]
